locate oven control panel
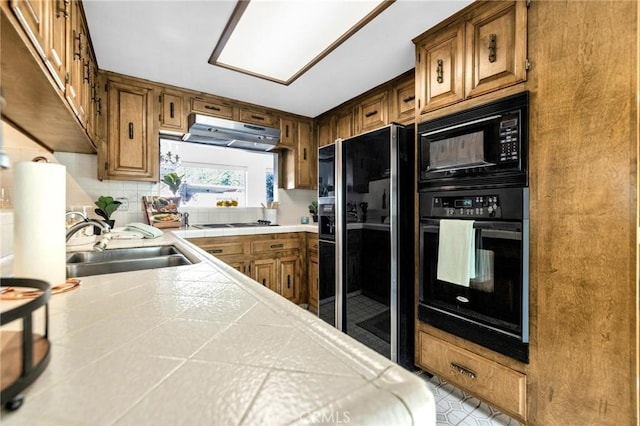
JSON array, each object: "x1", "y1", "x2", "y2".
[
  {"x1": 498, "y1": 112, "x2": 520, "y2": 163},
  {"x1": 431, "y1": 195, "x2": 501, "y2": 218}
]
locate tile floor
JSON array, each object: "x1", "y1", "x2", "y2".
[{"x1": 415, "y1": 370, "x2": 522, "y2": 426}]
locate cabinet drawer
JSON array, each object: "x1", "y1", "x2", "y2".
[
  {"x1": 239, "y1": 107, "x2": 277, "y2": 127},
  {"x1": 419, "y1": 332, "x2": 526, "y2": 420},
  {"x1": 191, "y1": 98, "x2": 234, "y2": 119},
  {"x1": 251, "y1": 238, "x2": 300, "y2": 255},
  {"x1": 203, "y1": 243, "x2": 244, "y2": 257}
]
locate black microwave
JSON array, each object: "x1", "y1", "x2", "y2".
[{"x1": 418, "y1": 92, "x2": 529, "y2": 191}]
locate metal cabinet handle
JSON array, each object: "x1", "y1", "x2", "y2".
[
  {"x1": 488, "y1": 34, "x2": 497, "y2": 63},
  {"x1": 96, "y1": 98, "x2": 102, "y2": 116},
  {"x1": 450, "y1": 362, "x2": 477, "y2": 379},
  {"x1": 436, "y1": 59, "x2": 444, "y2": 84},
  {"x1": 83, "y1": 62, "x2": 90, "y2": 82},
  {"x1": 74, "y1": 31, "x2": 82, "y2": 59},
  {"x1": 169, "y1": 102, "x2": 175, "y2": 118},
  {"x1": 402, "y1": 95, "x2": 415, "y2": 103},
  {"x1": 57, "y1": 0, "x2": 69, "y2": 19},
  {"x1": 251, "y1": 114, "x2": 265, "y2": 121},
  {"x1": 270, "y1": 243, "x2": 284, "y2": 249},
  {"x1": 128, "y1": 123, "x2": 134, "y2": 139},
  {"x1": 287, "y1": 275, "x2": 291, "y2": 289},
  {"x1": 303, "y1": 148, "x2": 307, "y2": 161},
  {"x1": 209, "y1": 249, "x2": 223, "y2": 254},
  {"x1": 262, "y1": 278, "x2": 266, "y2": 286},
  {"x1": 364, "y1": 110, "x2": 378, "y2": 118},
  {"x1": 204, "y1": 105, "x2": 220, "y2": 111}
]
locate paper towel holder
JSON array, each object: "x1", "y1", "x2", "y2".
[{"x1": 32, "y1": 156, "x2": 49, "y2": 163}]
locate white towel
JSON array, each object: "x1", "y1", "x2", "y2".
[
  {"x1": 437, "y1": 219, "x2": 475, "y2": 287},
  {"x1": 125, "y1": 222, "x2": 164, "y2": 239}
]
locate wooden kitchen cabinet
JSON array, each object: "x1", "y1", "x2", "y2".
[
  {"x1": 10, "y1": 0, "x2": 48, "y2": 60},
  {"x1": 414, "y1": 0, "x2": 527, "y2": 116},
  {"x1": 188, "y1": 233, "x2": 306, "y2": 305},
  {"x1": 191, "y1": 95, "x2": 234, "y2": 120},
  {"x1": 316, "y1": 115, "x2": 334, "y2": 147},
  {"x1": 335, "y1": 107, "x2": 354, "y2": 140},
  {"x1": 239, "y1": 106, "x2": 277, "y2": 127},
  {"x1": 45, "y1": 0, "x2": 68, "y2": 91},
  {"x1": 65, "y1": 0, "x2": 87, "y2": 122},
  {"x1": 282, "y1": 119, "x2": 315, "y2": 190},
  {"x1": 415, "y1": 21, "x2": 465, "y2": 115},
  {"x1": 307, "y1": 234, "x2": 319, "y2": 313},
  {"x1": 464, "y1": 1, "x2": 528, "y2": 98},
  {"x1": 159, "y1": 90, "x2": 186, "y2": 132},
  {"x1": 278, "y1": 117, "x2": 296, "y2": 148},
  {"x1": 418, "y1": 331, "x2": 527, "y2": 422},
  {"x1": 355, "y1": 91, "x2": 387, "y2": 134},
  {"x1": 100, "y1": 77, "x2": 157, "y2": 181},
  {"x1": 390, "y1": 72, "x2": 416, "y2": 124}
]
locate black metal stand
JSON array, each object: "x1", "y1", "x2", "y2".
[{"x1": 0, "y1": 278, "x2": 51, "y2": 411}]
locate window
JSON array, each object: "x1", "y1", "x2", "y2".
[{"x1": 160, "y1": 139, "x2": 277, "y2": 208}]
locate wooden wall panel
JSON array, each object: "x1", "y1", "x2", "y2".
[{"x1": 527, "y1": 1, "x2": 637, "y2": 424}]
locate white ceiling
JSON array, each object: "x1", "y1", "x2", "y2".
[{"x1": 83, "y1": 0, "x2": 473, "y2": 118}]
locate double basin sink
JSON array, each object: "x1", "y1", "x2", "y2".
[{"x1": 66, "y1": 245, "x2": 195, "y2": 278}]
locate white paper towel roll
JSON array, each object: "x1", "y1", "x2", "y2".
[{"x1": 13, "y1": 161, "x2": 66, "y2": 286}]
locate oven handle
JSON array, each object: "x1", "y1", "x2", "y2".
[
  {"x1": 420, "y1": 114, "x2": 502, "y2": 137},
  {"x1": 420, "y1": 219, "x2": 521, "y2": 239}
]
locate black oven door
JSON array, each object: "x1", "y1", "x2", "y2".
[{"x1": 418, "y1": 218, "x2": 529, "y2": 362}]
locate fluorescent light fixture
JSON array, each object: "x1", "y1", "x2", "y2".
[{"x1": 209, "y1": 0, "x2": 394, "y2": 85}]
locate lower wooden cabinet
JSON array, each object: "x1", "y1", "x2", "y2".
[
  {"x1": 418, "y1": 331, "x2": 526, "y2": 421},
  {"x1": 307, "y1": 234, "x2": 319, "y2": 314},
  {"x1": 188, "y1": 233, "x2": 307, "y2": 305}
]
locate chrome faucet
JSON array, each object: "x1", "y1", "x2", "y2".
[{"x1": 65, "y1": 211, "x2": 112, "y2": 251}]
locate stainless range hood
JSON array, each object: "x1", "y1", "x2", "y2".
[{"x1": 183, "y1": 114, "x2": 281, "y2": 152}]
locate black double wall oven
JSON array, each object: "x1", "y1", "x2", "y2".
[{"x1": 417, "y1": 92, "x2": 530, "y2": 363}]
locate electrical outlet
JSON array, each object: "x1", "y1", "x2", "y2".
[{"x1": 116, "y1": 197, "x2": 129, "y2": 211}]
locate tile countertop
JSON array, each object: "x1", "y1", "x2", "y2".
[
  {"x1": 0, "y1": 229, "x2": 435, "y2": 425},
  {"x1": 173, "y1": 223, "x2": 318, "y2": 239}
]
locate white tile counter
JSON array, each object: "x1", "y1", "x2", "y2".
[{"x1": 1, "y1": 230, "x2": 434, "y2": 425}]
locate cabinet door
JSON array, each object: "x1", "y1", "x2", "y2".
[
  {"x1": 279, "y1": 256, "x2": 299, "y2": 303},
  {"x1": 160, "y1": 92, "x2": 185, "y2": 132},
  {"x1": 296, "y1": 120, "x2": 315, "y2": 189},
  {"x1": 106, "y1": 80, "x2": 157, "y2": 181},
  {"x1": 356, "y1": 92, "x2": 387, "y2": 134},
  {"x1": 415, "y1": 22, "x2": 464, "y2": 115},
  {"x1": 191, "y1": 97, "x2": 234, "y2": 119},
  {"x1": 279, "y1": 117, "x2": 296, "y2": 148},
  {"x1": 335, "y1": 108, "x2": 353, "y2": 140},
  {"x1": 46, "y1": 0, "x2": 68, "y2": 91},
  {"x1": 308, "y1": 254, "x2": 319, "y2": 312},
  {"x1": 465, "y1": 1, "x2": 527, "y2": 98},
  {"x1": 316, "y1": 116, "x2": 334, "y2": 147},
  {"x1": 10, "y1": 0, "x2": 48, "y2": 59},
  {"x1": 252, "y1": 258, "x2": 278, "y2": 292},
  {"x1": 66, "y1": 0, "x2": 86, "y2": 121},
  {"x1": 391, "y1": 74, "x2": 415, "y2": 124}
]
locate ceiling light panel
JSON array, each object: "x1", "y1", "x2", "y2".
[{"x1": 212, "y1": 0, "x2": 391, "y2": 85}]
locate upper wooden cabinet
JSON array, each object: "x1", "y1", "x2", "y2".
[
  {"x1": 191, "y1": 95, "x2": 234, "y2": 120},
  {"x1": 279, "y1": 117, "x2": 296, "y2": 148},
  {"x1": 390, "y1": 73, "x2": 415, "y2": 124},
  {"x1": 465, "y1": 1, "x2": 528, "y2": 98},
  {"x1": 283, "y1": 118, "x2": 315, "y2": 190},
  {"x1": 414, "y1": 0, "x2": 528, "y2": 116},
  {"x1": 415, "y1": 21, "x2": 465, "y2": 115},
  {"x1": 316, "y1": 115, "x2": 334, "y2": 147},
  {"x1": 159, "y1": 90, "x2": 186, "y2": 132},
  {"x1": 10, "y1": 0, "x2": 48, "y2": 59},
  {"x1": 355, "y1": 91, "x2": 387, "y2": 134},
  {"x1": 46, "y1": 0, "x2": 68, "y2": 91},
  {"x1": 66, "y1": 0, "x2": 87, "y2": 122},
  {"x1": 101, "y1": 78, "x2": 157, "y2": 181},
  {"x1": 335, "y1": 107, "x2": 354, "y2": 141},
  {"x1": 239, "y1": 106, "x2": 277, "y2": 127}
]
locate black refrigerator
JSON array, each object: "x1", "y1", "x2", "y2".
[{"x1": 317, "y1": 124, "x2": 415, "y2": 369}]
